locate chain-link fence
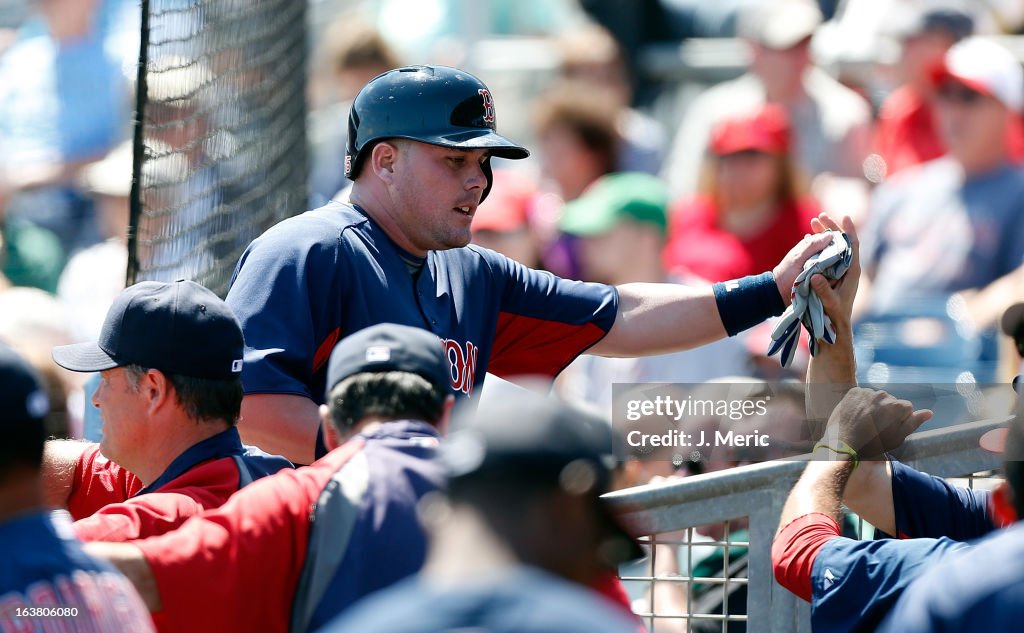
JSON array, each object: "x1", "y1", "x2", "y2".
[{"x1": 128, "y1": 0, "x2": 308, "y2": 296}]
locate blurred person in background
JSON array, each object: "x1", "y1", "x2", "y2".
[
  {"x1": 533, "y1": 80, "x2": 621, "y2": 203},
  {"x1": 556, "y1": 22, "x2": 666, "y2": 175},
  {"x1": 0, "y1": 0, "x2": 134, "y2": 256},
  {"x1": 873, "y1": 4, "x2": 974, "y2": 178},
  {"x1": 470, "y1": 168, "x2": 543, "y2": 268},
  {"x1": 661, "y1": 0, "x2": 872, "y2": 199},
  {"x1": 0, "y1": 287, "x2": 72, "y2": 438},
  {"x1": 557, "y1": 172, "x2": 751, "y2": 410},
  {"x1": 309, "y1": 18, "x2": 402, "y2": 207},
  {"x1": 857, "y1": 37, "x2": 1024, "y2": 325},
  {"x1": 663, "y1": 105, "x2": 820, "y2": 284},
  {"x1": 0, "y1": 198, "x2": 64, "y2": 293},
  {"x1": 57, "y1": 140, "x2": 131, "y2": 345}
]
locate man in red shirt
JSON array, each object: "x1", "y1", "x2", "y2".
[
  {"x1": 83, "y1": 323, "x2": 454, "y2": 632},
  {"x1": 43, "y1": 280, "x2": 291, "y2": 542},
  {"x1": 874, "y1": 7, "x2": 973, "y2": 176}
]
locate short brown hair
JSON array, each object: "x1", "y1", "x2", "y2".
[{"x1": 533, "y1": 81, "x2": 621, "y2": 176}]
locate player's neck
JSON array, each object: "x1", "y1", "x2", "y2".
[
  {"x1": 349, "y1": 188, "x2": 429, "y2": 257},
  {"x1": 0, "y1": 473, "x2": 45, "y2": 524}
]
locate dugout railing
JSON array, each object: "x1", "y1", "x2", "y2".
[{"x1": 605, "y1": 417, "x2": 1008, "y2": 632}]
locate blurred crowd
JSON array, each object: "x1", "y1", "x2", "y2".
[{"x1": 1, "y1": 0, "x2": 1022, "y2": 438}]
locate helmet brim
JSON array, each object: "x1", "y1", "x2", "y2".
[{"x1": 412, "y1": 129, "x2": 530, "y2": 160}]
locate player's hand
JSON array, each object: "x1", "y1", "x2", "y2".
[
  {"x1": 821, "y1": 387, "x2": 932, "y2": 460},
  {"x1": 773, "y1": 232, "x2": 834, "y2": 307},
  {"x1": 808, "y1": 214, "x2": 860, "y2": 334}
]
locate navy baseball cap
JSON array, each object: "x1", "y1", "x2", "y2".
[
  {"x1": 51, "y1": 280, "x2": 245, "y2": 380},
  {"x1": 1, "y1": 343, "x2": 49, "y2": 428},
  {"x1": 325, "y1": 324, "x2": 449, "y2": 399},
  {"x1": 444, "y1": 396, "x2": 645, "y2": 563}
]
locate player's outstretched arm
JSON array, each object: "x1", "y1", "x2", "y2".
[
  {"x1": 589, "y1": 231, "x2": 834, "y2": 357},
  {"x1": 239, "y1": 394, "x2": 321, "y2": 465}
]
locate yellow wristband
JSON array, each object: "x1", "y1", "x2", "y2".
[{"x1": 813, "y1": 440, "x2": 859, "y2": 470}]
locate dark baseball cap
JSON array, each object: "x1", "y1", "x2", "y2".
[
  {"x1": 51, "y1": 280, "x2": 245, "y2": 380},
  {"x1": 1, "y1": 343, "x2": 49, "y2": 429},
  {"x1": 325, "y1": 323, "x2": 449, "y2": 399},
  {"x1": 444, "y1": 395, "x2": 644, "y2": 563}
]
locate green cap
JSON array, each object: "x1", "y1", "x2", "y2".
[{"x1": 559, "y1": 172, "x2": 669, "y2": 237}]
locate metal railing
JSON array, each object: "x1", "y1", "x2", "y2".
[{"x1": 605, "y1": 417, "x2": 1008, "y2": 632}]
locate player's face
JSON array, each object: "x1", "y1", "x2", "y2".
[
  {"x1": 389, "y1": 142, "x2": 489, "y2": 254},
  {"x1": 93, "y1": 367, "x2": 148, "y2": 464}
]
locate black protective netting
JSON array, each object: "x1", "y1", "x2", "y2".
[{"x1": 128, "y1": 0, "x2": 308, "y2": 296}]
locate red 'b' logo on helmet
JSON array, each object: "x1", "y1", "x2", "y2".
[{"x1": 478, "y1": 89, "x2": 495, "y2": 125}]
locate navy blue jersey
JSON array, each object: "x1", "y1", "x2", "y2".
[
  {"x1": 322, "y1": 565, "x2": 641, "y2": 633},
  {"x1": 0, "y1": 510, "x2": 155, "y2": 631},
  {"x1": 226, "y1": 203, "x2": 618, "y2": 404},
  {"x1": 886, "y1": 459, "x2": 994, "y2": 540},
  {"x1": 810, "y1": 535, "x2": 968, "y2": 632},
  {"x1": 878, "y1": 521, "x2": 1024, "y2": 632}
]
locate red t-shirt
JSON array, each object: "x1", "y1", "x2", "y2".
[
  {"x1": 134, "y1": 440, "x2": 365, "y2": 633},
  {"x1": 875, "y1": 87, "x2": 946, "y2": 177},
  {"x1": 771, "y1": 512, "x2": 841, "y2": 602},
  {"x1": 876, "y1": 86, "x2": 1024, "y2": 177},
  {"x1": 663, "y1": 197, "x2": 820, "y2": 283},
  {"x1": 68, "y1": 445, "x2": 248, "y2": 542}
]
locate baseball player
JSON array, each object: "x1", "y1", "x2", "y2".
[
  {"x1": 0, "y1": 343, "x2": 155, "y2": 632},
  {"x1": 43, "y1": 280, "x2": 292, "y2": 542},
  {"x1": 224, "y1": 64, "x2": 835, "y2": 464},
  {"x1": 85, "y1": 323, "x2": 455, "y2": 632}
]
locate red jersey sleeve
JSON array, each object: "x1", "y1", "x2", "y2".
[
  {"x1": 134, "y1": 441, "x2": 362, "y2": 633},
  {"x1": 67, "y1": 445, "x2": 143, "y2": 520},
  {"x1": 771, "y1": 513, "x2": 841, "y2": 602},
  {"x1": 591, "y1": 568, "x2": 645, "y2": 630},
  {"x1": 72, "y1": 457, "x2": 240, "y2": 542}
]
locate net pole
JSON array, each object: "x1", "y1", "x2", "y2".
[{"x1": 126, "y1": 0, "x2": 151, "y2": 287}]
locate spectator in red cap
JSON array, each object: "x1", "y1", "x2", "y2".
[
  {"x1": 663, "y1": 105, "x2": 820, "y2": 283},
  {"x1": 858, "y1": 36, "x2": 1024, "y2": 324}
]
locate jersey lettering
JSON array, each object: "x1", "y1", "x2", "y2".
[{"x1": 442, "y1": 339, "x2": 479, "y2": 396}]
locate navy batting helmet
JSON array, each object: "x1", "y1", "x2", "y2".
[{"x1": 344, "y1": 65, "x2": 529, "y2": 200}]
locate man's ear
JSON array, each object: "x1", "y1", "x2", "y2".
[
  {"x1": 144, "y1": 369, "x2": 174, "y2": 416},
  {"x1": 369, "y1": 141, "x2": 400, "y2": 183},
  {"x1": 435, "y1": 395, "x2": 456, "y2": 436},
  {"x1": 320, "y1": 404, "x2": 343, "y2": 451},
  {"x1": 992, "y1": 480, "x2": 1018, "y2": 527}
]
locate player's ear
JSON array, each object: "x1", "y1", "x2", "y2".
[
  {"x1": 435, "y1": 395, "x2": 455, "y2": 436},
  {"x1": 320, "y1": 404, "x2": 342, "y2": 451},
  {"x1": 369, "y1": 141, "x2": 400, "y2": 183}
]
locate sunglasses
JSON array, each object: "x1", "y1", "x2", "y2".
[{"x1": 937, "y1": 83, "x2": 986, "y2": 105}]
